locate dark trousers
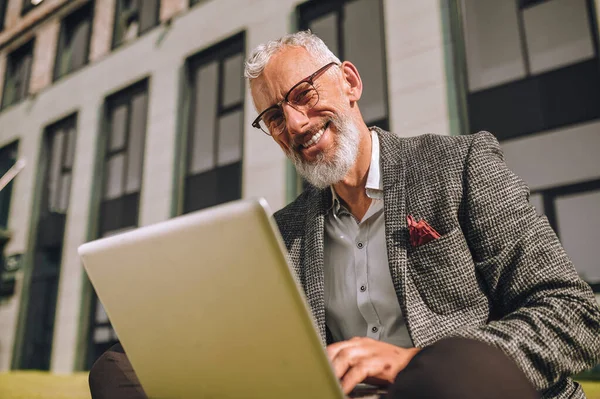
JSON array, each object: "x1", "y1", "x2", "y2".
[{"x1": 89, "y1": 337, "x2": 539, "y2": 399}]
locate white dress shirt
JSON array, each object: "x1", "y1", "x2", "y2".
[{"x1": 324, "y1": 131, "x2": 413, "y2": 348}]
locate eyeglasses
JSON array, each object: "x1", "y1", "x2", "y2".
[{"x1": 252, "y1": 62, "x2": 339, "y2": 136}]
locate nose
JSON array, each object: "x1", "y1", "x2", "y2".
[{"x1": 282, "y1": 103, "x2": 310, "y2": 136}]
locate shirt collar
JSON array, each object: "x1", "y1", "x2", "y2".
[
  {"x1": 329, "y1": 129, "x2": 383, "y2": 213},
  {"x1": 365, "y1": 130, "x2": 383, "y2": 200}
]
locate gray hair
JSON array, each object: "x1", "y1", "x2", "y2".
[{"x1": 244, "y1": 30, "x2": 341, "y2": 80}]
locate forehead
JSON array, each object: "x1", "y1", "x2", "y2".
[
  {"x1": 263, "y1": 46, "x2": 322, "y2": 84},
  {"x1": 251, "y1": 46, "x2": 324, "y2": 111}
]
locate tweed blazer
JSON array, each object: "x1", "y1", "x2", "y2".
[{"x1": 273, "y1": 128, "x2": 600, "y2": 399}]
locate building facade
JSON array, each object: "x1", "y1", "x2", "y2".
[{"x1": 0, "y1": 0, "x2": 597, "y2": 373}]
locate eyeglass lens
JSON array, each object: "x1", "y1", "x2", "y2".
[{"x1": 259, "y1": 82, "x2": 319, "y2": 135}]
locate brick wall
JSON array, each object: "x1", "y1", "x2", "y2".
[
  {"x1": 29, "y1": 19, "x2": 59, "y2": 94},
  {"x1": 160, "y1": 0, "x2": 188, "y2": 23},
  {"x1": 0, "y1": 0, "x2": 65, "y2": 46},
  {"x1": 89, "y1": 0, "x2": 115, "y2": 62}
]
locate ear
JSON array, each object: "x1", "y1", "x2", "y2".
[{"x1": 340, "y1": 61, "x2": 363, "y2": 103}]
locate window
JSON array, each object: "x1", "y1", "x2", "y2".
[
  {"x1": 0, "y1": 142, "x2": 18, "y2": 299},
  {"x1": 19, "y1": 115, "x2": 77, "y2": 370},
  {"x1": 0, "y1": 0, "x2": 8, "y2": 31},
  {"x1": 2, "y1": 40, "x2": 34, "y2": 109},
  {"x1": 530, "y1": 178, "x2": 600, "y2": 293},
  {"x1": 87, "y1": 80, "x2": 148, "y2": 367},
  {"x1": 22, "y1": 0, "x2": 44, "y2": 16},
  {"x1": 458, "y1": 0, "x2": 600, "y2": 140},
  {"x1": 99, "y1": 80, "x2": 148, "y2": 242},
  {"x1": 43, "y1": 116, "x2": 76, "y2": 217},
  {"x1": 0, "y1": 142, "x2": 18, "y2": 230},
  {"x1": 181, "y1": 32, "x2": 244, "y2": 214},
  {"x1": 112, "y1": 0, "x2": 160, "y2": 49},
  {"x1": 54, "y1": 2, "x2": 93, "y2": 81},
  {"x1": 297, "y1": 0, "x2": 389, "y2": 129}
]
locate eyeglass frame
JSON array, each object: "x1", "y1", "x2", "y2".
[{"x1": 251, "y1": 61, "x2": 340, "y2": 136}]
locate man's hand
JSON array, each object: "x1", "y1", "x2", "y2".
[{"x1": 326, "y1": 337, "x2": 421, "y2": 394}]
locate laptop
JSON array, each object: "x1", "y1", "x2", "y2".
[{"x1": 79, "y1": 198, "x2": 386, "y2": 398}]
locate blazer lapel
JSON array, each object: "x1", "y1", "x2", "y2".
[
  {"x1": 302, "y1": 188, "x2": 330, "y2": 344},
  {"x1": 375, "y1": 128, "x2": 413, "y2": 339}
]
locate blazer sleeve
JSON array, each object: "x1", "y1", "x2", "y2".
[{"x1": 450, "y1": 131, "x2": 600, "y2": 391}]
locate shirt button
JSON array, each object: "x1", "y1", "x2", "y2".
[
  {"x1": 371, "y1": 326, "x2": 378, "y2": 333},
  {"x1": 357, "y1": 242, "x2": 364, "y2": 249},
  {"x1": 360, "y1": 285, "x2": 366, "y2": 292}
]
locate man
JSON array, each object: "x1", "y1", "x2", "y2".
[{"x1": 89, "y1": 31, "x2": 600, "y2": 398}]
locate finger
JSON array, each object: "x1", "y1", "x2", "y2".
[
  {"x1": 331, "y1": 345, "x2": 371, "y2": 379},
  {"x1": 326, "y1": 338, "x2": 360, "y2": 360},
  {"x1": 339, "y1": 363, "x2": 370, "y2": 394}
]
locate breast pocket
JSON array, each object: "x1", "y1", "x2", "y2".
[{"x1": 408, "y1": 227, "x2": 484, "y2": 315}]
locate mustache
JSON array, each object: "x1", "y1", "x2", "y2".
[{"x1": 291, "y1": 120, "x2": 332, "y2": 149}]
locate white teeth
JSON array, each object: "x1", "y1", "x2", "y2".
[{"x1": 303, "y1": 126, "x2": 326, "y2": 149}]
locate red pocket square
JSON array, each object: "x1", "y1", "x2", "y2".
[{"x1": 407, "y1": 215, "x2": 441, "y2": 247}]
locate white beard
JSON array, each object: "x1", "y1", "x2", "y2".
[{"x1": 287, "y1": 114, "x2": 360, "y2": 189}]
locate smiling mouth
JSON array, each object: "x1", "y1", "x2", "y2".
[{"x1": 302, "y1": 121, "x2": 330, "y2": 149}]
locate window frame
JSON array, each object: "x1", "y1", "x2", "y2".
[
  {"x1": 53, "y1": 1, "x2": 94, "y2": 82},
  {"x1": 42, "y1": 114, "x2": 77, "y2": 215},
  {"x1": 454, "y1": 0, "x2": 600, "y2": 140},
  {"x1": 178, "y1": 31, "x2": 245, "y2": 215},
  {"x1": 296, "y1": 0, "x2": 390, "y2": 131},
  {"x1": 0, "y1": 0, "x2": 8, "y2": 32},
  {"x1": 16, "y1": 114, "x2": 77, "y2": 371},
  {"x1": 530, "y1": 178, "x2": 600, "y2": 293},
  {"x1": 1, "y1": 39, "x2": 34, "y2": 110},
  {"x1": 86, "y1": 79, "x2": 149, "y2": 368},
  {"x1": 98, "y1": 79, "x2": 148, "y2": 235},
  {"x1": 0, "y1": 141, "x2": 19, "y2": 230},
  {"x1": 111, "y1": 0, "x2": 161, "y2": 50}
]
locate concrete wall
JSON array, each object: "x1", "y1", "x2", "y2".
[{"x1": 502, "y1": 120, "x2": 600, "y2": 192}]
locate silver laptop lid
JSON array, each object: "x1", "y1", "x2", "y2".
[{"x1": 79, "y1": 198, "x2": 344, "y2": 399}]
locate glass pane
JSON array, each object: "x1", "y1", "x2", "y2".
[
  {"x1": 139, "y1": 0, "x2": 159, "y2": 33},
  {"x1": 216, "y1": 162, "x2": 241, "y2": 204},
  {"x1": 58, "y1": 173, "x2": 71, "y2": 212},
  {"x1": 18, "y1": 52, "x2": 33, "y2": 101},
  {"x1": 183, "y1": 169, "x2": 218, "y2": 213},
  {"x1": 222, "y1": 53, "x2": 244, "y2": 108},
  {"x1": 0, "y1": 143, "x2": 17, "y2": 229},
  {"x1": 69, "y1": 18, "x2": 90, "y2": 71},
  {"x1": 461, "y1": 0, "x2": 527, "y2": 91},
  {"x1": 523, "y1": 0, "x2": 594, "y2": 75},
  {"x1": 217, "y1": 110, "x2": 243, "y2": 166},
  {"x1": 109, "y1": 104, "x2": 128, "y2": 151},
  {"x1": 64, "y1": 124, "x2": 76, "y2": 168},
  {"x1": 56, "y1": 31, "x2": 71, "y2": 78},
  {"x1": 2, "y1": 73, "x2": 15, "y2": 107},
  {"x1": 189, "y1": 62, "x2": 218, "y2": 174},
  {"x1": 48, "y1": 130, "x2": 64, "y2": 211},
  {"x1": 115, "y1": 0, "x2": 138, "y2": 45},
  {"x1": 309, "y1": 13, "x2": 339, "y2": 55},
  {"x1": 555, "y1": 190, "x2": 600, "y2": 284},
  {"x1": 95, "y1": 301, "x2": 109, "y2": 323},
  {"x1": 104, "y1": 153, "x2": 125, "y2": 200},
  {"x1": 93, "y1": 326, "x2": 111, "y2": 343},
  {"x1": 125, "y1": 92, "x2": 147, "y2": 194},
  {"x1": 343, "y1": 0, "x2": 387, "y2": 123}
]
